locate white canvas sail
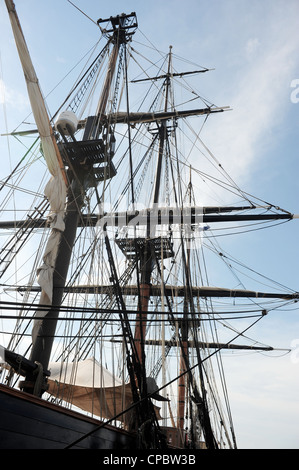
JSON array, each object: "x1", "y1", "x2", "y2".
[{"x1": 5, "y1": 0, "x2": 67, "y2": 339}]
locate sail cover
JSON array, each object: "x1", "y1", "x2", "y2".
[
  {"x1": 5, "y1": 1, "x2": 67, "y2": 338},
  {"x1": 47, "y1": 358, "x2": 162, "y2": 422}
]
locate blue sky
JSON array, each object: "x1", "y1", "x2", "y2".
[{"x1": 0, "y1": 0, "x2": 299, "y2": 449}]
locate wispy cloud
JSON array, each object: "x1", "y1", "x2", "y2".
[
  {"x1": 199, "y1": 4, "x2": 299, "y2": 189},
  {"x1": 0, "y1": 78, "x2": 29, "y2": 110}
]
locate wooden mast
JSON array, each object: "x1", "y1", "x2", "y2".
[
  {"x1": 177, "y1": 168, "x2": 192, "y2": 436},
  {"x1": 21, "y1": 13, "x2": 137, "y2": 396},
  {"x1": 133, "y1": 47, "x2": 173, "y2": 365}
]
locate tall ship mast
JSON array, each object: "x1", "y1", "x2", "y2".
[{"x1": 0, "y1": 2, "x2": 298, "y2": 450}]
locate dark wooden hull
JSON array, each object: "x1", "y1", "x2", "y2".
[{"x1": 0, "y1": 384, "x2": 136, "y2": 449}]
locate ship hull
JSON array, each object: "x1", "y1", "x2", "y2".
[{"x1": 0, "y1": 384, "x2": 136, "y2": 449}]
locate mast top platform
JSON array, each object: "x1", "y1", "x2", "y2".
[
  {"x1": 115, "y1": 236, "x2": 174, "y2": 260},
  {"x1": 97, "y1": 12, "x2": 138, "y2": 42}
]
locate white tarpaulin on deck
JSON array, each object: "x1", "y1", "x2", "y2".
[{"x1": 47, "y1": 358, "x2": 162, "y2": 423}]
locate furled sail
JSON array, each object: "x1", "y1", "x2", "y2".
[{"x1": 5, "y1": 1, "x2": 67, "y2": 339}]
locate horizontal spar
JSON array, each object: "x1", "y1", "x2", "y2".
[
  {"x1": 13, "y1": 285, "x2": 299, "y2": 299},
  {"x1": 1, "y1": 106, "x2": 228, "y2": 137},
  {"x1": 0, "y1": 206, "x2": 294, "y2": 229},
  {"x1": 111, "y1": 338, "x2": 274, "y2": 351},
  {"x1": 105, "y1": 106, "x2": 230, "y2": 124}
]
